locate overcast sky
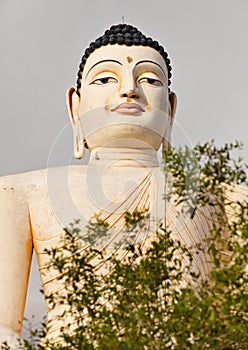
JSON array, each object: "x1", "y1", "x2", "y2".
[{"x1": 0, "y1": 0, "x2": 247, "y2": 333}]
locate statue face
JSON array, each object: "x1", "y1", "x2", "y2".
[{"x1": 68, "y1": 45, "x2": 176, "y2": 151}]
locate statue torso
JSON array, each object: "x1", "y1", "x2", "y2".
[{"x1": 2, "y1": 148, "x2": 240, "y2": 343}]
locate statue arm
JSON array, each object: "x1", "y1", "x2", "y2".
[
  {"x1": 0, "y1": 185, "x2": 33, "y2": 348},
  {"x1": 223, "y1": 183, "x2": 248, "y2": 224}
]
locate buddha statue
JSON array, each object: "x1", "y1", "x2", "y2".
[{"x1": 0, "y1": 24, "x2": 247, "y2": 348}]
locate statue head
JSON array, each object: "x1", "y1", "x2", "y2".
[{"x1": 66, "y1": 24, "x2": 177, "y2": 158}]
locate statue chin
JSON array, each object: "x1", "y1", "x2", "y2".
[
  {"x1": 81, "y1": 108, "x2": 170, "y2": 150},
  {"x1": 85, "y1": 123, "x2": 164, "y2": 150}
]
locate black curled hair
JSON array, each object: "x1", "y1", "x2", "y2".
[{"x1": 76, "y1": 23, "x2": 172, "y2": 96}]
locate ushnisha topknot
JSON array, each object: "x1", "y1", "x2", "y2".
[{"x1": 76, "y1": 23, "x2": 172, "y2": 96}]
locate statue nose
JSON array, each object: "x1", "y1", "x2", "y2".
[
  {"x1": 120, "y1": 88, "x2": 140, "y2": 98},
  {"x1": 120, "y1": 89, "x2": 140, "y2": 99},
  {"x1": 120, "y1": 76, "x2": 140, "y2": 99}
]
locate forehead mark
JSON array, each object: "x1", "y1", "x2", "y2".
[{"x1": 126, "y1": 56, "x2": 133, "y2": 63}]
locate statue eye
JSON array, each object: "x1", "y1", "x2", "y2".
[
  {"x1": 91, "y1": 77, "x2": 118, "y2": 85},
  {"x1": 138, "y1": 77, "x2": 163, "y2": 86}
]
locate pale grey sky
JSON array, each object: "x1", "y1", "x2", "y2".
[{"x1": 0, "y1": 0, "x2": 247, "y2": 333}]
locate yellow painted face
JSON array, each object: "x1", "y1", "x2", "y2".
[{"x1": 76, "y1": 45, "x2": 174, "y2": 150}]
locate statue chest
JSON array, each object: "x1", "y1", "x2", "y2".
[{"x1": 29, "y1": 166, "x2": 164, "y2": 241}]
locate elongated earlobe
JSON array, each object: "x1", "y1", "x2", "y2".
[
  {"x1": 162, "y1": 125, "x2": 172, "y2": 155},
  {"x1": 162, "y1": 92, "x2": 177, "y2": 155},
  {"x1": 73, "y1": 117, "x2": 85, "y2": 159},
  {"x1": 66, "y1": 87, "x2": 85, "y2": 159},
  {"x1": 169, "y1": 92, "x2": 177, "y2": 119}
]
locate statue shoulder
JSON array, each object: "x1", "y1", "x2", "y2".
[
  {"x1": 0, "y1": 165, "x2": 87, "y2": 202},
  {"x1": 222, "y1": 182, "x2": 248, "y2": 226},
  {"x1": 0, "y1": 168, "x2": 47, "y2": 194},
  {"x1": 0, "y1": 165, "x2": 87, "y2": 192},
  {"x1": 223, "y1": 182, "x2": 248, "y2": 204}
]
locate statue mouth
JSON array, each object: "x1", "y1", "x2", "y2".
[{"x1": 111, "y1": 103, "x2": 145, "y2": 115}]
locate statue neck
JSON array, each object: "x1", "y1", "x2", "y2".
[{"x1": 88, "y1": 147, "x2": 159, "y2": 168}]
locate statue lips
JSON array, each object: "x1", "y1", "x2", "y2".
[{"x1": 111, "y1": 103, "x2": 145, "y2": 115}]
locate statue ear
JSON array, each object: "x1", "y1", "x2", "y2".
[
  {"x1": 66, "y1": 87, "x2": 85, "y2": 159},
  {"x1": 169, "y1": 92, "x2": 177, "y2": 120},
  {"x1": 162, "y1": 91, "x2": 177, "y2": 154}
]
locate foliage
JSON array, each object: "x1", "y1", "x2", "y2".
[
  {"x1": 8, "y1": 141, "x2": 248, "y2": 349},
  {"x1": 164, "y1": 140, "x2": 247, "y2": 214}
]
